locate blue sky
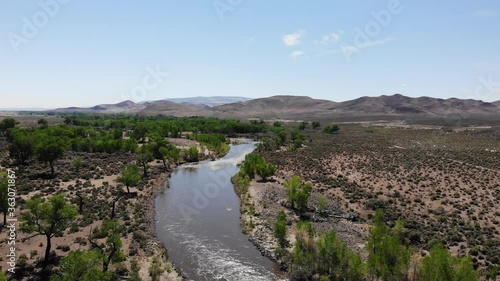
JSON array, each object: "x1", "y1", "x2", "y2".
[{"x1": 1, "y1": 0, "x2": 500, "y2": 108}]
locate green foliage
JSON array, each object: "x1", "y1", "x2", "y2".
[
  {"x1": 116, "y1": 165, "x2": 141, "y2": 193},
  {"x1": 50, "y1": 250, "x2": 112, "y2": 281},
  {"x1": 38, "y1": 118, "x2": 49, "y2": 129},
  {"x1": 274, "y1": 129, "x2": 287, "y2": 147},
  {"x1": 290, "y1": 129, "x2": 304, "y2": 151},
  {"x1": 136, "y1": 145, "x2": 154, "y2": 176},
  {"x1": 256, "y1": 161, "x2": 276, "y2": 181},
  {"x1": 8, "y1": 131, "x2": 34, "y2": 165},
  {"x1": 367, "y1": 210, "x2": 411, "y2": 281},
  {"x1": 0, "y1": 117, "x2": 16, "y2": 136},
  {"x1": 274, "y1": 210, "x2": 287, "y2": 247},
  {"x1": 298, "y1": 122, "x2": 308, "y2": 130},
  {"x1": 188, "y1": 134, "x2": 229, "y2": 156},
  {"x1": 19, "y1": 194, "x2": 78, "y2": 262},
  {"x1": 258, "y1": 137, "x2": 273, "y2": 152},
  {"x1": 184, "y1": 146, "x2": 199, "y2": 162},
  {"x1": 240, "y1": 153, "x2": 264, "y2": 178},
  {"x1": 35, "y1": 135, "x2": 66, "y2": 176},
  {"x1": 291, "y1": 223, "x2": 363, "y2": 281},
  {"x1": 0, "y1": 271, "x2": 7, "y2": 281},
  {"x1": 420, "y1": 243, "x2": 479, "y2": 281},
  {"x1": 232, "y1": 171, "x2": 251, "y2": 197},
  {"x1": 89, "y1": 220, "x2": 125, "y2": 272},
  {"x1": 284, "y1": 176, "x2": 312, "y2": 212},
  {"x1": 312, "y1": 121, "x2": 321, "y2": 129},
  {"x1": 323, "y1": 124, "x2": 340, "y2": 134},
  {"x1": 72, "y1": 157, "x2": 83, "y2": 172}
]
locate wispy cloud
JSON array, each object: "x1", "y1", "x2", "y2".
[
  {"x1": 475, "y1": 10, "x2": 497, "y2": 18},
  {"x1": 283, "y1": 30, "x2": 306, "y2": 46},
  {"x1": 339, "y1": 37, "x2": 393, "y2": 54},
  {"x1": 314, "y1": 32, "x2": 341, "y2": 45},
  {"x1": 290, "y1": 50, "x2": 305, "y2": 60}
]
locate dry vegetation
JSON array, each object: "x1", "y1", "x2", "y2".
[{"x1": 247, "y1": 121, "x2": 499, "y2": 276}]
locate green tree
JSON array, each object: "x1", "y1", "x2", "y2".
[
  {"x1": 312, "y1": 121, "x2": 321, "y2": 129},
  {"x1": 0, "y1": 174, "x2": 9, "y2": 226},
  {"x1": 38, "y1": 118, "x2": 49, "y2": 129},
  {"x1": 367, "y1": 210, "x2": 411, "y2": 281},
  {"x1": 0, "y1": 271, "x2": 7, "y2": 281},
  {"x1": 184, "y1": 146, "x2": 199, "y2": 162},
  {"x1": 50, "y1": 250, "x2": 112, "y2": 281},
  {"x1": 35, "y1": 136, "x2": 66, "y2": 176},
  {"x1": 72, "y1": 157, "x2": 83, "y2": 172},
  {"x1": 88, "y1": 220, "x2": 125, "y2": 272},
  {"x1": 8, "y1": 133, "x2": 34, "y2": 165},
  {"x1": 420, "y1": 243, "x2": 479, "y2": 281},
  {"x1": 275, "y1": 129, "x2": 287, "y2": 147},
  {"x1": 256, "y1": 161, "x2": 276, "y2": 182},
  {"x1": 323, "y1": 124, "x2": 340, "y2": 134},
  {"x1": 298, "y1": 122, "x2": 308, "y2": 130},
  {"x1": 273, "y1": 210, "x2": 287, "y2": 247},
  {"x1": 0, "y1": 118, "x2": 16, "y2": 136},
  {"x1": 136, "y1": 145, "x2": 154, "y2": 177},
  {"x1": 116, "y1": 165, "x2": 141, "y2": 194},
  {"x1": 284, "y1": 176, "x2": 312, "y2": 212},
  {"x1": 20, "y1": 195, "x2": 78, "y2": 264}
]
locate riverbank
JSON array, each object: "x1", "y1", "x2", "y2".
[
  {"x1": 235, "y1": 170, "x2": 369, "y2": 276},
  {"x1": 141, "y1": 168, "x2": 183, "y2": 281}
]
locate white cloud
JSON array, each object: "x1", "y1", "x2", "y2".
[
  {"x1": 314, "y1": 32, "x2": 341, "y2": 45},
  {"x1": 290, "y1": 50, "x2": 305, "y2": 60},
  {"x1": 475, "y1": 10, "x2": 497, "y2": 18},
  {"x1": 283, "y1": 30, "x2": 306, "y2": 46}
]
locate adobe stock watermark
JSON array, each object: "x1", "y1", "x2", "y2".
[
  {"x1": 474, "y1": 74, "x2": 500, "y2": 101},
  {"x1": 213, "y1": 0, "x2": 246, "y2": 21},
  {"x1": 116, "y1": 65, "x2": 170, "y2": 103},
  {"x1": 7, "y1": 0, "x2": 71, "y2": 54},
  {"x1": 339, "y1": 0, "x2": 410, "y2": 63}
]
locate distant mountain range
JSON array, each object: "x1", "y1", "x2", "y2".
[
  {"x1": 159, "y1": 96, "x2": 252, "y2": 107},
  {"x1": 51, "y1": 94, "x2": 500, "y2": 120}
]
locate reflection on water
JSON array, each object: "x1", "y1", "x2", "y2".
[{"x1": 155, "y1": 143, "x2": 285, "y2": 281}]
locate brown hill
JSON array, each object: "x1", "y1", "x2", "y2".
[
  {"x1": 213, "y1": 95, "x2": 336, "y2": 119},
  {"x1": 53, "y1": 100, "x2": 148, "y2": 114},
  {"x1": 332, "y1": 94, "x2": 500, "y2": 116},
  {"x1": 139, "y1": 101, "x2": 212, "y2": 117},
  {"x1": 53, "y1": 94, "x2": 500, "y2": 120}
]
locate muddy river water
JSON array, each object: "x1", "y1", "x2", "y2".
[{"x1": 155, "y1": 142, "x2": 285, "y2": 281}]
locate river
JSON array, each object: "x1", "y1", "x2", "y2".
[{"x1": 155, "y1": 142, "x2": 285, "y2": 281}]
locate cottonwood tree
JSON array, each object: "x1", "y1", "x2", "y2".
[
  {"x1": 35, "y1": 136, "x2": 66, "y2": 176},
  {"x1": 20, "y1": 194, "x2": 78, "y2": 264},
  {"x1": 116, "y1": 165, "x2": 141, "y2": 194},
  {"x1": 420, "y1": 243, "x2": 479, "y2": 281},
  {"x1": 136, "y1": 145, "x2": 154, "y2": 177},
  {"x1": 366, "y1": 210, "x2": 411, "y2": 281},
  {"x1": 38, "y1": 118, "x2": 49, "y2": 129},
  {"x1": 8, "y1": 133, "x2": 34, "y2": 165},
  {"x1": 0, "y1": 118, "x2": 16, "y2": 136},
  {"x1": 50, "y1": 249, "x2": 112, "y2": 281},
  {"x1": 88, "y1": 220, "x2": 125, "y2": 272},
  {"x1": 284, "y1": 176, "x2": 312, "y2": 212},
  {"x1": 256, "y1": 161, "x2": 276, "y2": 182}
]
